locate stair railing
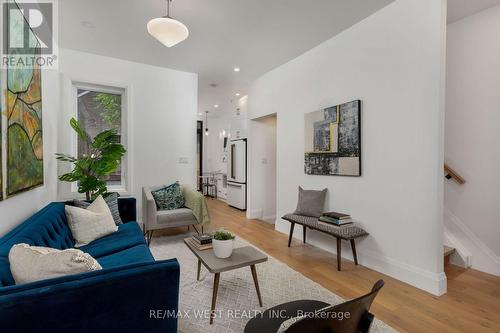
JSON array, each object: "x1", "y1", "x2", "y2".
[{"x1": 444, "y1": 164, "x2": 465, "y2": 184}]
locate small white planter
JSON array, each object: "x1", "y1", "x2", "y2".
[{"x1": 213, "y1": 239, "x2": 234, "y2": 258}]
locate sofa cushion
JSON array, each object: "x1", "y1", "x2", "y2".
[
  {"x1": 79, "y1": 222, "x2": 146, "y2": 258},
  {"x1": 65, "y1": 196, "x2": 119, "y2": 247},
  {"x1": 157, "y1": 208, "x2": 197, "y2": 226},
  {"x1": 74, "y1": 192, "x2": 123, "y2": 225},
  {"x1": 8, "y1": 244, "x2": 101, "y2": 284},
  {"x1": 96, "y1": 244, "x2": 154, "y2": 269},
  {"x1": 0, "y1": 203, "x2": 74, "y2": 287}
]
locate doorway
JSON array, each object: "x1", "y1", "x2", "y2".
[
  {"x1": 248, "y1": 114, "x2": 277, "y2": 224},
  {"x1": 196, "y1": 120, "x2": 203, "y2": 191}
]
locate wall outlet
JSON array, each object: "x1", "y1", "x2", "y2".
[{"x1": 179, "y1": 157, "x2": 189, "y2": 164}]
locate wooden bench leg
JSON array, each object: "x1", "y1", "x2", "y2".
[
  {"x1": 336, "y1": 238, "x2": 342, "y2": 271},
  {"x1": 350, "y1": 239, "x2": 359, "y2": 265},
  {"x1": 288, "y1": 222, "x2": 295, "y2": 247},
  {"x1": 197, "y1": 259, "x2": 201, "y2": 281},
  {"x1": 303, "y1": 226, "x2": 306, "y2": 244}
]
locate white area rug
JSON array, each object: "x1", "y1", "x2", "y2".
[{"x1": 150, "y1": 234, "x2": 398, "y2": 333}]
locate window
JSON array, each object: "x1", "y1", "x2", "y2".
[{"x1": 75, "y1": 84, "x2": 127, "y2": 190}]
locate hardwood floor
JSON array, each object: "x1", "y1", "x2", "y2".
[{"x1": 155, "y1": 199, "x2": 500, "y2": 333}]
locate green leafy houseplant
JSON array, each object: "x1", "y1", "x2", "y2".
[
  {"x1": 212, "y1": 230, "x2": 235, "y2": 258},
  {"x1": 56, "y1": 118, "x2": 126, "y2": 200},
  {"x1": 212, "y1": 230, "x2": 235, "y2": 241}
]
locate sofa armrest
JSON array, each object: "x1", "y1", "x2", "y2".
[
  {"x1": 0, "y1": 259, "x2": 180, "y2": 333},
  {"x1": 118, "y1": 197, "x2": 137, "y2": 222},
  {"x1": 143, "y1": 187, "x2": 158, "y2": 231}
]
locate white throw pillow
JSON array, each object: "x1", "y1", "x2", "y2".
[
  {"x1": 8, "y1": 243, "x2": 102, "y2": 284},
  {"x1": 65, "y1": 195, "x2": 118, "y2": 247}
]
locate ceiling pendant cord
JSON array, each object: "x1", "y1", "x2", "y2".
[
  {"x1": 166, "y1": 0, "x2": 171, "y2": 18},
  {"x1": 205, "y1": 111, "x2": 209, "y2": 135}
]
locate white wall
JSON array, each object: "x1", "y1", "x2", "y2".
[
  {"x1": 0, "y1": 48, "x2": 197, "y2": 234},
  {"x1": 248, "y1": 0, "x2": 447, "y2": 295},
  {"x1": 247, "y1": 114, "x2": 277, "y2": 223},
  {"x1": 58, "y1": 49, "x2": 198, "y2": 219},
  {"x1": 445, "y1": 5, "x2": 500, "y2": 276},
  {"x1": 0, "y1": 69, "x2": 61, "y2": 236},
  {"x1": 202, "y1": 96, "x2": 248, "y2": 174},
  {"x1": 203, "y1": 116, "x2": 230, "y2": 174},
  {"x1": 231, "y1": 96, "x2": 249, "y2": 140}
]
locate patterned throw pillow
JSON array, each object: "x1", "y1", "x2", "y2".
[
  {"x1": 74, "y1": 192, "x2": 123, "y2": 225},
  {"x1": 151, "y1": 182, "x2": 185, "y2": 211},
  {"x1": 9, "y1": 243, "x2": 102, "y2": 284}
]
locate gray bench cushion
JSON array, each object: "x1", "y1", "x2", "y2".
[
  {"x1": 157, "y1": 208, "x2": 197, "y2": 227},
  {"x1": 282, "y1": 214, "x2": 369, "y2": 240}
]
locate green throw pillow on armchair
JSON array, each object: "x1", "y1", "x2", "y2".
[{"x1": 151, "y1": 182, "x2": 185, "y2": 210}]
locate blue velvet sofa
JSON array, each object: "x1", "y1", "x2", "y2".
[{"x1": 0, "y1": 198, "x2": 180, "y2": 332}]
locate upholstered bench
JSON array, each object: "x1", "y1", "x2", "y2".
[{"x1": 282, "y1": 214, "x2": 369, "y2": 271}]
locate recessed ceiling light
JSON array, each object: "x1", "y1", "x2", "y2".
[
  {"x1": 214, "y1": 104, "x2": 219, "y2": 108},
  {"x1": 234, "y1": 67, "x2": 241, "y2": 72},
  {"x1": 235, "y1": 93, "x2": 241, "y2": 97}
]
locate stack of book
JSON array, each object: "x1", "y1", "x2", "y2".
[
  {"x1": 319, "y1": 212, "x2": 353, "y2": 226},
  {"x1": 186, "y1": 233, "x2": 213, "y2": 250}
]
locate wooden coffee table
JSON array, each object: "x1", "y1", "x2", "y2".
[{"x1": 183, "y1": 238, "x2": 268, "y2": 324}]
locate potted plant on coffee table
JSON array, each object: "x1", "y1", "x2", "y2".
[{"x1": 212, "y1": 230, "x2": 236, "y2": 259}]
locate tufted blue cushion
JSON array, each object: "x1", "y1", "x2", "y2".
[
  {"x1": 79, "y1": 222, "x2": 146, "y2": 258},
  {"x1": 0, "y1": 203, "x2": 74, "y2": 287},
  {"x1": 96, "y1": 244, "x2": 155, "y2": 269}
]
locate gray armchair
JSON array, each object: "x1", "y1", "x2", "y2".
[{"x1": 143, "y1": 186, "x2": 201, "y2": 245}]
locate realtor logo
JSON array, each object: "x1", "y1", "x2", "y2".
[{"x1": 1, "y1": 0, "x2": 58, "y2": 68}]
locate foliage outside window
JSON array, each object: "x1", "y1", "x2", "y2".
[{"x1": 77, "y1": 88, "x2": 123, "y2": 186}]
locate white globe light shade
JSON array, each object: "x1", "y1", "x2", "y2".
[{"x1": 147, "y1": 17, "x2": 189, "y2": 47}]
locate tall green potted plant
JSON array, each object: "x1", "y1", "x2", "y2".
[{"x1": 56, "y1": 118, "x2": 126, "y2": 200}]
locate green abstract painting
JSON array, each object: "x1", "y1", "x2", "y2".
[{"x1": 6, "y1": 2, "x2": 44, "y2": 196}]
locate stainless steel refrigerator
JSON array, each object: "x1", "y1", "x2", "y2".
[{"x1": 227, "y1": 138, "x2": 247, "y2": 210}]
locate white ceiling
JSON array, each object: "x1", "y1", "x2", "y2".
[
  {"x1": 60, "y1": 0, "x2": 395, "y2": 117},
  {"x1": 59, "y1": 0, "x2": 500, "y2": 118},
  {"x1": 448, "y1": 0, "x2": 500, "y2": 23}
]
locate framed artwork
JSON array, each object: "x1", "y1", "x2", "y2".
[
  {"x1": 5, "y1": 1, "x2": 44, "y2": 196},
  {"x1": 304, "y1": 100, "x2": 361, "y2": 176}
]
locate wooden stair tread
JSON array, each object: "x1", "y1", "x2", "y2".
[{"x1": 444, "y1": 245, "x2": 456, "y2": 257}]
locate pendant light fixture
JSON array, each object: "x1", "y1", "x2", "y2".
[
  {"x1": 204, "y1": 111, "x2": 209, "y2": 136},
  {"x1": 147, "y1": 0, "x2": 189, "y2": 48}
]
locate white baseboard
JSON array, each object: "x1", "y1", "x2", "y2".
[
  {"x1": 262, "y1": 215, "x2": 276, "y2": 224},
  {"x1": 444, "y1": 208, "x2": 500, "y2": 276},
  {"x1": 275, "y1": 222, "x2": 447, "y2": 296},
  {"x1": 247, "y1": 209, "x2": 263, "y2": 219},
  {"x1": 444, "y1": 228, "x2": 472, "y2": 268}
]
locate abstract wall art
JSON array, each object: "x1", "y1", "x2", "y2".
[
  {"x1": 5, "y1": 2, "x2": 44, "y2": 196},
  {"x1": 304, "y1": 100, "x2": 361, "y2": 176}
]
